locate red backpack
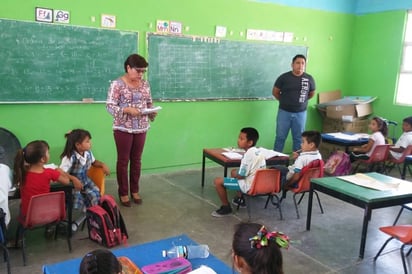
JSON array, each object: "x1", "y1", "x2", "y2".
[
  {"x1": 324, "y1": 151, "x2": 352, "y2": 176},
  {"x1": 86, "y1": 194, "x2": 128, "y2": 247}
]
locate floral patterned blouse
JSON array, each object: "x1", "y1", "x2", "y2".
[{"x1": 106, "y1": 78, "x2": 153, "y2": 134}]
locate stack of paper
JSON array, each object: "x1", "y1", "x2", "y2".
[
  {"x1": 338, "y1": 173, "x2": 400, "y2": 191},
  {"x1": 221, "y1": 152, "x2": 243, "y2": 160},
  {"x1": 259, "y1": 147, "x2": 289, "y2": 159},
  {"x1": 141, "y1": 106, "x2": 162, "y2": 115}
]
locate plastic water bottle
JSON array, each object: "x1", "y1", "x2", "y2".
[{"x1": 162, "y1": 244, "x2": 210, "y2": 259}]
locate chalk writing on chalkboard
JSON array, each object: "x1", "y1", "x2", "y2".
[
  {"x1": 147, "y1": 34, "x2": 308, "y2": 101},
  {"x1": 0, "y1": 19, "x2": 138, "y2": 103}
]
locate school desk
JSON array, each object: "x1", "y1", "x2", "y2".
[
  {"x1": 42, "y1": 234, "x2": 234, "y2": 274},
  {"x1": 306, "y1": 172, "x2": 412, "y2": 259},
  {"x1": 321, "y1": 133, "x2": 369, "y2": 153},
  {"x1": 201, "y1": 148, "x2": 289, "y2": 187}
]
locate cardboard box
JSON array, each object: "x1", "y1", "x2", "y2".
[
  {"x1": 317, "y1": 90, "x2": 374, "y2": 119},
  {"x1": 322, "y1": 117, "x2": 369, "y2": 133}
]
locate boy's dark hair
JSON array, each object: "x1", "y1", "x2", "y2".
[
  {"x1": 124, "y1": 54, "x2": 148, "y2": 72},
  {"x1": 79, "y1": 249, "x2": 122, "y2": 274},
  {"x1": 13, "y1": 140, "x2": 49, "y2": 187},
  {"x1": 241, "y1": 127, "x2": 259, "y2": 146},
  {"x1": 403, "y1": 116, "x2": 412, "y2": 127},
  {"x1": 292, "y1": 54, "x2": 306, "y2": 63},
  {"x1": 60, "y1": 129, "x2": 92, "y2": 159},
  {"x1": 301, "y1": 130, "x2": 321, "y2": 148},
  {"x1": 232, "y1": 222, "x2": 284, "y2": 274}
]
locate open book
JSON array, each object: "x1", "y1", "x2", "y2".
[
  {"x1": 141, "y1": 106, "x2": 162, "y2": 115},
  {"x1": 221, "y1": 152, "x2": 243, "y2": 160}
]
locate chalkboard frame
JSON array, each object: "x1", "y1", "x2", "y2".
[
  {"x1": 147, "y1": 33, "x2": 308, "y2": 101},
  {"x1": 0, "y1": 19, "x2": 139, "y2": 103}
]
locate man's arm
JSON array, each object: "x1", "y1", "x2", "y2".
[{"x1": 272, "y1": 87, "x2": 281, "y2": 100}]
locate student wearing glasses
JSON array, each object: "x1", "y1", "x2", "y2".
[{"x1": 106, "y1": 54, "x2": 158, "y2": 207}]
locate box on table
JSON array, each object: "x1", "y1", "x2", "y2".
[
  {"x1": 322, "y1": 117, "x2": 369, "y2": 133},
  {"x1": 317, "y1": 90, "x2": 375, "y2": 120}
]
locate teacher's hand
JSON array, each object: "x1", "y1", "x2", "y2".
[
  {"x1": 149, "y1": 112, "x2": 157, "y2": 121},
  {"x1": 125, "y1": 107, "x2": 141, "y2": 117}
]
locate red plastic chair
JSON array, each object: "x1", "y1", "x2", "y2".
[
  {"x1": 242, "y1": 169, "x2": 283, "y2": 220},
  {"x1": 386, "y1": 145, "x2": 412, "y2": 179},
  {"x1": 353, "y1": 144, "x2": 390, "y2": 173},
  {"x1": 15, "y1": 191, "x2": 70, "y2": 265},
  {"x1": 374, "y1": 225, "x2": 412, "y2": 274},
  {"x1": 290, "y1": 159, "x2": 325, "y2": 219}
]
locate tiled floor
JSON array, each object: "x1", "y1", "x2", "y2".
[{"x1": 3, "y1": 167, "x2": 412, "y2": 274}]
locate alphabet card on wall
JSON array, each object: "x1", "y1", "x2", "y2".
[
  {"x1": 169, "y1": 21, "x2": 182, "y2": 34},
  {"x1": 156, "y1": 20, "x2": 169, "y2": 33},
  {"x1": 54, "y1": 10, "x2": 70, "y2": 24},
  {"x1": 35, "y1": 7, "x2": 53, "y2": 23}
]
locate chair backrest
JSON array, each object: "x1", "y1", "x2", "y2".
[
  {"x1": 247, "y1": 169, "x2": 281, "y2": 196},
  {"x1": 368, "y1": 144, "x2": 390, "y2": 163},
  {"x1": 23, "y1": 191, "x2": 66, "y2": 228},
  {"x1": 87, "y1": 166, "x2": 105, "y2": 195},
  {"x1": 292, "y1": 159, "x2": 325, "y2": 193},
  {"x1": 392, "y1": 145, "x2": 412, "y2": 164}
]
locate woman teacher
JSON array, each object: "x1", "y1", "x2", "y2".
[{"x1": 106, "y1": 54, "x2": 157, "y2": 207}]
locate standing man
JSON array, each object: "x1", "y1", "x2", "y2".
[{"x1": 272, "y1": 54, "x2": 316, "y2": 152}]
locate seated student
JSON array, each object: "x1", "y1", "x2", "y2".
[
  {"x1": 349, "y1": 116, "x2": 388, "y2": 162},
  {"x1": 60, "y1": 129, "x2": 110, "y2": 230},
  {"x1": 389, "y1": 116, "x2": 412, "y2": 160},
  {"x1": 232, "y1": 222, "x2": 289, "y2": 274},
  {"x1": 13, "y1": 140, "x2": 77, "y2": 219},
  {"x1": 79, "y1": 249, "x2": 122, "y2": 274},
  {"x1": 211, "y1": 127, "x2": 266, "y2": 217},
  {"x1": 275, "y1": 130, "x2": 322, "y2": 193},
  {"x1": 0, "y1": 164, "x2": 12, "y2": 227}
]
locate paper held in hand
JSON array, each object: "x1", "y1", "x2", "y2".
[{"x1": 141, "y1": 106, "x2": 162, "y2": 115}]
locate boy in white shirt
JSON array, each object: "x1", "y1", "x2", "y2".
[
  {"x1": 274, "y1": 130, "x2": 322, "y2": 199},
  {"x1": 389, "y1": 116, "x2": 412, "y2": 160},
  {"x1": 211, "y1": 127, "x2": 266, "y2": 217}
]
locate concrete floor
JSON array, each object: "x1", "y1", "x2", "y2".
[{"x1": 3, "y1": 166, "x2": 412, "y2": 274}]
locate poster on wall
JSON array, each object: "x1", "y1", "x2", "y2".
[
  {"x1": 156, "y1": 20, "x2": 170, "y2": 33},
  {"x1": 101, "y1": 14, "x2": 116, "y2": 28}
]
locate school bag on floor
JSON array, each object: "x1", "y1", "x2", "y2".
[
  {"x1": 86, "y1": 194, "x2": 128, "y2": 247},
  {"x1": 324, "y1": 150, "x2": 352, "y2": 176}
]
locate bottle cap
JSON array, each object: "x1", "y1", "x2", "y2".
[{"x1": 162, "y1": 250, "x2": 167, "y2": 257}]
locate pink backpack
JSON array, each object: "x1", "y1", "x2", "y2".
[{"x1": 324, "y1": 151, "x2": 352, "y2": 176}]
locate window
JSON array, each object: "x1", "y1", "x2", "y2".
[{"x1": 396, "y1": 11, "x2": 412, "y2": 105}]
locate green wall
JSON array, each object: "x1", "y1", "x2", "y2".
[
  {"x1": 349, "y1": 10, "x2": 410, "y2": 126},
  {"x1": 1, "y1": 0, "x2": 357, "y2": 173}
]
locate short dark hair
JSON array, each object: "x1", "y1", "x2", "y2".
[
  {"x1": 124, "y1": 54, "x2": 148, "y2": 72},
  {"x1": 241, "y1": 127, "x2": 259, "y2": 146},
  {"x1": 292, "y1": 54, "x2": 306, "y2": 63},
  {"x1": 301, "y1": 130, "x2": 321, "y2": 148},
  {"x1": 403, "y1": 116, "x2": 412, "y2": 127}
]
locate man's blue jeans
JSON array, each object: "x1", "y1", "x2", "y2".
[{"x1": 274, "y1": 108, "x2": 307, "y2": 152}]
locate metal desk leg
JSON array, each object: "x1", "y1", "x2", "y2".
[
  {"x1": 224, "y1": 167, "x2": 228, "y2": 177},
  {"x1": 306, "y1": 184, "x2": 314, "y2": 231},
  {"x1": 201, "y1": 153, "x2": 206, "y2": 187},
  {"x1": 359, "y1": 206, "x2": 371, "y2": 259}
]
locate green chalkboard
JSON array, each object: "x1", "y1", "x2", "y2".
[
  {"x1": 0, "y1": 19, "x2": 138, "y2": 102},
  {"x1": 148, "y1": 34, "x2": 307, "y2": 100}
]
